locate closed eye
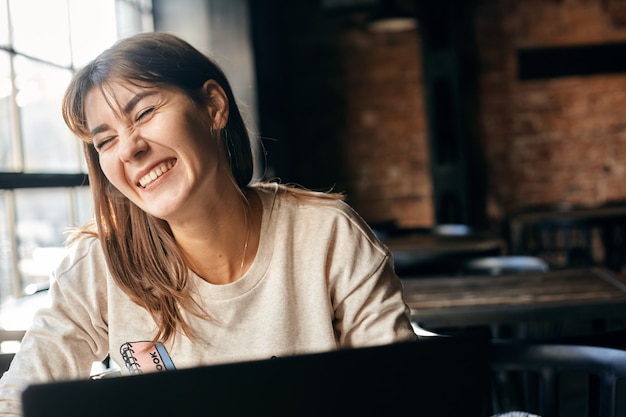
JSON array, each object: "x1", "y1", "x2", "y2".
[
  {"x1": 94, "y1": 136, "x2": 116, "y2": 151},
  {"x1": 136, "y1": 107, "x2": 155, "y2": 122}
]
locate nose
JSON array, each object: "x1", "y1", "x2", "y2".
[{"x1": 118, "y1": 131, "x2": 148, "y2": 162}]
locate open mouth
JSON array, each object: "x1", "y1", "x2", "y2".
[{"x1": 138, "y1": 160, "x2": 176, "y2": 188}]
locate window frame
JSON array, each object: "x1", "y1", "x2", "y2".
[{"x1": 0, "y1": 0, "x2": 153, "y2": 301}]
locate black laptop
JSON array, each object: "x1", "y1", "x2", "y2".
[{"x1": 22, "y1": 336, "x2": 490, "y2": 417}]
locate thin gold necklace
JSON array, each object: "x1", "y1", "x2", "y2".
[{"x1": 239, "y1": 206, "x2": 250, "y2": 274}]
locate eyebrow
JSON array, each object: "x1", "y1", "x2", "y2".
[
  {"x1": 123, "y1": 90, "x2": 158, "y2": 114},
  {"x1": 90, "y1": 124, "x2": 109, "y2": 137},
  {"x1": 89, "y1": 90, "x2": 159, "y2": 137}
]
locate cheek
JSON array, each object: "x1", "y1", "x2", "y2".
[
  {"x1": 179, "y1": 114, "x2": 222, "y2": 158},
  {"x1": 192, "y1": 134, "x2": 224, "y2": 169},
  {"x1": 98, "y1": 154, "x2": 127, "y2": 189}
]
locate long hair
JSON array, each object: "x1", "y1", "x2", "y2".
[{"x1": 62, "y1": 32, "x2": 254, "y2": 343}]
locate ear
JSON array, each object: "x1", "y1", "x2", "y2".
[{"x1": 202, "y1": 79, "x2": 229, "y2": 130}]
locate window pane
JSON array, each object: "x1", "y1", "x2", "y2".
[
  {"x1": 0, "y1": 0, "x2": 9, "y2": 47},
  {"x1": 14, "y1": 56, "x2": 80, "y2": 173},
  {"x1": 68, "y1": 0, "x2": 118, "y2": 68},
  {"x1": 73, "y1": 186, "x2": 94, "y2": 226},
  {"x1": 116, "y1": 0, "x2": 153, "y2": 38},
  {"x1": 139, "y1": 0, "x2": 154, "y2": 32},
  {"x1": 0, "y1": 191, "x2": 15, "y2": 301},
  {"x1": 0, "y1": 51, "x2": 16, "y2": 171},
  {"x1": 15, "y1": 188, "x2": 73, "y2": 290},
  {"x1": 0, "y1": 187, "x2": 92, "y2": 303},
  {"x1": 8, "y1": 0, "x2": 71, "y2": 66}
]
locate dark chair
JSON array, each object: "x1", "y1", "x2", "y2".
[
  {"x1": 601, "y1": 223, "x2": 626, "y2": 273},
  {"x1": 509, "y1": 202, "x2": 626, "y2": 273},
  {"x1": 489, "y1": 341, "x2": 626, "y2": 417},
  {"x1": 514, "y1": 216, "x2": 596, "y2": 269},
  {"x1": 598, "y1": 211, "x2": 626, "y2": 274},
  {"x1": 539, "y1": 327, "x2": 626, "y2": 350}
]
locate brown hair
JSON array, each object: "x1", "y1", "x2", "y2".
[{"x1": 62, "y1": 32, "x2": 254, "y2": 343}]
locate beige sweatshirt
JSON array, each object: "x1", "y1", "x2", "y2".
[{"x1": 0, "y1": 186, "x2": 416, "y2": 416}]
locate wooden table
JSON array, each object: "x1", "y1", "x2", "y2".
[{"x1": 402, "y1": 267, "x2": 626, "y2": 329}]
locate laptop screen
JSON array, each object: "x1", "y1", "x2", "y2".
[{"x1": 22, "y1": 336, "x2": 490, "y2": 417}]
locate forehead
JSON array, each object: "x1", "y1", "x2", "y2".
[
  {"x1": 84, "y1": 80, "x2": 161, "y2": 123},
  {"x1": 87, "y1": 79, "x2": 156, "y2": 108}
]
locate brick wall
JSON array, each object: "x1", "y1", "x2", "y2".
[
  {"x1": 336, "y1": 23, "x2": 432, "y2": 227},
  {"x1": 275, "y1": 0, "x2": 626, "y2": 229},
  {"x1": 274, "y1": 4, "x2": 433, "y2": 228},
  {"x1": 476, "y1": 0, "x2": 626, "y2": 223}
]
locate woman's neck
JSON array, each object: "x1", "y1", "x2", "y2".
[{"x1": 171, "y1": 188, "x2": 261, "y2": 285}]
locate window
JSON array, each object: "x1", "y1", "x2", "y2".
[{"x1": 0, "y1": 0, "x2": 153, "y2": 306}]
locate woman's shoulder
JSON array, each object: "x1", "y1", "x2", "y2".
[
  {"x1": 252, "y1": 181, "x2": 352, "y2": 218},
  {"x1": 252, "y1": 182, "x2": 379, "y2": 242},
  {"x1": 252, "y1": 181, "x2": 344, "y2": 207}
]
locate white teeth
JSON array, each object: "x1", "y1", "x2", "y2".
[{"x1": 139, "y1": 161, "x2": 174, "y2": 188}]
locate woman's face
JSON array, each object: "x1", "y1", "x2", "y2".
[{"x1": 84, "y1": 79, "x2": 231, "y2": 224}]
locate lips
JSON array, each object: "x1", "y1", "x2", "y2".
[{"x1": 138, "y1": 160, "x2": 176, "y2": 188}]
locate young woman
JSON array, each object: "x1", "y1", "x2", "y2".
[{"x1": 0, "y1": 32, "x2": 416, "y2": 415}]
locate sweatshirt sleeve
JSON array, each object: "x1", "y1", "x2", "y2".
[
  {"x1": 326, "y1": 202, "x2": 417, "y2": 347},
  {"x1": 0, "y1": 238, "x2": 109, "y2": 416}
]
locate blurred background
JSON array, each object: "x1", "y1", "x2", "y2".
[{"x1": 3, "y1": 0, "x2": 626, "y2": 337}]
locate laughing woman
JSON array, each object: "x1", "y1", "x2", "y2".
[{"x1": 0, "y1": 32, "x2": 416, "y2": 415}]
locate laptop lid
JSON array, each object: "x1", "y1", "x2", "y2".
[{"x1": 22, "y1": 336, "x2": 490, "y2": 417}]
